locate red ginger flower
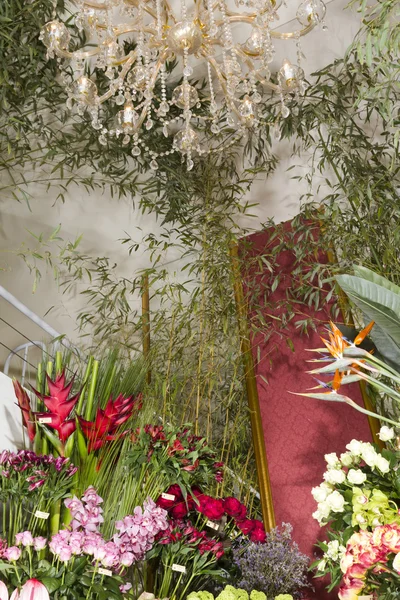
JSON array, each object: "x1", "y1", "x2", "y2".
[
  {"x1": 78, "y1": 393, "x2": 141, "y2": 452},
  {"x1": 32, "y1": 371, "x2": 79, "y2": 443},
  {"x1": 13, "y1": 379, "x2": 36, "y2": 442}
]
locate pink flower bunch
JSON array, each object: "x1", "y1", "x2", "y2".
[
  {"x1": 339, "y1": 524, "x2": 400, "y2": 600},
  {"x1": 113, "y1": 498, "x2": 169, "y2": 564},
  {"x1": 49, "y1": 490, "x2": 168, "y2": 570},
  {"x1": 64, "y1": 486, "x2": 104, "y2": 532},
  {"x1": 0, "y1": 450, "x2": 77, "y2": 491},
  {"x1": 155, "y1": 519, "x2": 224, "y2": 559},
  {"x1": 156, "y1": 485, "x2": 266, "y2": 544}
]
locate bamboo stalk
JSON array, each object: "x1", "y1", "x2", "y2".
[
  {"x1": 229, "y1": 242, "x2": 276, "y2": 531},
  {"x1": 142, "y1": 273, "x2": 151, "y2": 385},
  {"x1": 84, "y1": 360, "x2": 99, "y2": 420}
]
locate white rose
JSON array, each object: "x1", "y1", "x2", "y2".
[
  {"x1": 312, "y1": 508, "x2": 328, "y2": 525},
  {"x1": 340, "y1": 452, "x2": 353, "y2": 467},
  {"x1": 312, "y1": 485, "x2": 330, "y2": 503},
  {"x1": 326, "y1": 490, "x2": 346, "y2": 513},
  {"x1": 326, "y1": 540, "x2": 340, "y2": 560},
  {"x1": 324, "y1": 469, "x2": 346, "y2": 485},
  {"x1": 378, "y1": 426, "x2": 395, "y2": 442},
  {"x1": 347, "y1": 469, "x2": 367, "y2": 485},
  {"x1": 393, "y1": 552, "x2": 400, "y2": 573},
  {"x1": 346, "y1": 439, "x2": 364, "y2": 456},
  {"x1": 361, "y1": 443, "x2": 378, "y2": 467},
  {"x1": 325, "y1": 452, "x2": 339, "y2": 467},
  {"x1": 375, "y1": 455, "x2": 390, "y2": 474},
  {"x1": 317, "y1": 558, "x2": 327, "y2": 572}
]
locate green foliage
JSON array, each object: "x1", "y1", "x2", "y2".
[{"x1": 337, "y1": 266, "x2": 400, "y2": 369}]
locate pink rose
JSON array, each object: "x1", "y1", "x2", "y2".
[
  {"x1": 15, "y1": 532, "x2": 33, "y2": 547},
  {"x1": 4, "y1": 547, "x2": 21, "y2": 561},
  {"x1": 33, "y1": 537, "x2": 47, "y2": 551}
]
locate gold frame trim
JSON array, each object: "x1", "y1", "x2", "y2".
[{"x1": 230, "y1": 242, "x2": 276, "y2": 531}]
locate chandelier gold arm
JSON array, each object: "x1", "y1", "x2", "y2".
[
  {"x1": 232, "y1": 45, "x2": 280, "y2": 92},
  {"x1": 97, "y1": 49, "x2": 138, "y2": 103},
  {"x1": 223, "y1": 14, "x2": 316, "y2": 39}
]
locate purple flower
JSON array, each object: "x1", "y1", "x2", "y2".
[{"x1": 232, "y1": 523, "x2": 310, "y2": 600}]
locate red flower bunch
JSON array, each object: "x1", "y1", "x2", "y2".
[
  {"x1": 156, "y1": 486, "x2": 266, "y2": 544},
  {"x1": 14, "y1": 371, "x2": 79, "y2": 444},
  {"x1": 78, "y1": 393, "x2": 142, "y2": 452},
  {"x1": 156, "y1": 519, "x2": 224, "y2": 559},
  {"x1": 130, "y1": 424, "x2": 224, "y2": 483}
]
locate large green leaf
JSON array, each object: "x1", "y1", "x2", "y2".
[
  {"x1": 353, "y1": 265, "x2": 400, "y2": 296},
  {"x1": 336, "y1": 274, "x2": 400, "y2": 368}
]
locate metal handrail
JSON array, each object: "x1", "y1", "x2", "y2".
[{"x1": 0, "y1": 286, "x2": 62, "y2": 339}]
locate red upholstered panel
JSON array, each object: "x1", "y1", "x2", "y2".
[{"x1": 244, "y1": 224, "x2": 373, "y2": 600}]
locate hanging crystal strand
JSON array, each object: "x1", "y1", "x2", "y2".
[
  {"x1": 51, "y1": 0, "x2": 57, "y2": 19},
  {"x1": 155, "y1": 0, "x2": 163, "y2": 40},
  {"x1": 205, "y1": 0, "x2": 218, "y2": 37},
  {"x1": 280, "y1": 90, "x2": 290, "y2": 119},
  {"x1": 207, "y1": 62, "x2": 219, "y2": 132},
  {"x1": 295, "y1": 31, "x2": 305, "y2": 68},
  {"x1": 158, "y1": 64, "x2": 170, "y2": 120},
  {"x1": 182, "y1": 46, "x2": 194, "y2": 170},
  {"x1": 218, "y1": 0, "x2": 237, "y2": 106}
]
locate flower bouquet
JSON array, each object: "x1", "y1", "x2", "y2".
[
  {"x1": 145, "y1": 486, "x2": 266, "y2": 600},
  {"x1": 0, "y1": 486, "x2": 168, "y2": 600},
  {"x1": 310, "y1": 429, "x2": 400, "y2": 599}
]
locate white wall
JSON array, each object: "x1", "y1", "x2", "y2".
[
  {"x1": 0, "y1": 372, "x2": 25, "y2": 450},
  {"x1": 0, "y1": 0, "x2": 360, "y2": 359}
]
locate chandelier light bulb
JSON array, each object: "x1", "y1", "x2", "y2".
[
  {"x1": 167, "y1": 21, "x2": 204, "y2": 55},
  {"x1": 70, "y1": 76, "x2": 98, "y2": 106},
  {"x1": 40, "y1": 0, "x2": 326, "y2": 168},
  {"x1": 278, "y1": 60, "x2": 305, "y2": 92},
  {"x1": 297, "y1": 0, "x2": 327, "y2": 26}
]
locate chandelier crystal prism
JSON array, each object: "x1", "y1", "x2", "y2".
[{"x1": 40, "y1": 0, "x2": 327, "y2": 170}]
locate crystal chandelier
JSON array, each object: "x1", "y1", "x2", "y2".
[{"x1": 40, "y1": 0, "x2": 326, "y2": 170}]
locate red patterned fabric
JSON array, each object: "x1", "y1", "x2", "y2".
[{"x1": 244, "y1": 223, "x2": 373, "y2": 600}]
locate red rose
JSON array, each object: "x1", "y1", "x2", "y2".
[
  {"x1": 170, "y1": 501, "x2": 189, "y2": 519},
  {"x1": 236, "y1": 518, "x2": 256, "y2": 535},
  {"x1": 156, "y1": 484, "x2": 183, "y2": 509},
  {"x1": 249, "y1": 521, "x2": 266, "y2": 543},
  {"x1": 224, "y1": 497, "x2": 247, "y2": 519},
  {"x1": 202, "y1": 498, "x2": 225, "y2": 521}
]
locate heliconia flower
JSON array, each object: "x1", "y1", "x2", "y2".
[
  {"x1": 19, "y1": 579, "x2": 50, "y2": 600},
  {"x1": 13, "y1": 380, "x2": 36, "y2": 442},
  {"x1": 31, "y1": 371, "x2": 79, "y2": 443},
  {"x1": 78, "y1": 393, "x2": 141, "y2": 452}
]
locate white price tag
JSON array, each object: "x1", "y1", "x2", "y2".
[
  {"x1": 38, "y1": 417, "x2": 52, "y2": 424},
  {"x1": 35, "y1": 510, "x2": 50, "y2": 520},
  {"x1": 172, "y1": 564, "x2": 186, "y2": 574},
  {"x1": 161, "y1": 493, "x2": 175, "y2": 501},
  {"x1": 98, "y1": 568, "x2": 112, "y2": 576},
  {"x1": 206, "y1": 520, "x2": 219, "y2": 531}
]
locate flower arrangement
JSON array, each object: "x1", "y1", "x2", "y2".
[
  {"x1": 146, "y1": 487, "x2": 266, "y2": 600},
  {"x1": 4, "y1": 358, "x2": 303, "y2": 600},
  {"x1": 0, "y1": 450, "x2": 77, "y2": 543},
  {"x1": 0, "y1": 486, "x2": 168, "y2": 600},
  {"x1": 311, "y1": 428, "x2": 400, "y2": 599},
  {"x1": 231, "y1": 524, "x2": 310, "y2": 600}
]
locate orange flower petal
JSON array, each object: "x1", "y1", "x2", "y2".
[{"x1": 354, "y1": 321, "x2": 375, "y2": 346}]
